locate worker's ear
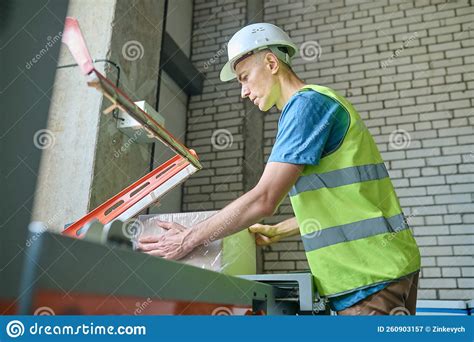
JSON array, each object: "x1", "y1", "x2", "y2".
[{"x1": 263, "y1": 52, "x2": 279, "y2": 75}]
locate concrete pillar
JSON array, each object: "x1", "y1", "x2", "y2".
[
  {"x1": 32, "y1": 0, "x2": 166, "y2": 231},
  {"x1": 89, "y1": 0, "x2": 166, "y2": 208},
  {"x1": 243, "y1": 0, "x2": 265, "y2": 273}
]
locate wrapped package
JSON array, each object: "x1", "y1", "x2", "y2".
[{"x1": 137, "y1": 211, "x2": 256, "y2": 275}]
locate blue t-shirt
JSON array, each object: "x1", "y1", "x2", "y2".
[
  {"x1": 268, "y1": 88, "x2": 390, "y2": 311},
  {"x1": 268, "y1": 89, "x2": 348, "y2": 164}
]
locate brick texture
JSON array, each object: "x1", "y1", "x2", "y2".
[{"x1": 186, "y1": 0, "x2": 474, "y2": 300}]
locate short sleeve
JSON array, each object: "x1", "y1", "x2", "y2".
[{"x1": 267, "y1": 92, "x2": 342, "y2": 166}]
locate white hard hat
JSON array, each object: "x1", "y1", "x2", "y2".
[{"x1": 219, "y1": 23, "x2": 297, "y2": 82}]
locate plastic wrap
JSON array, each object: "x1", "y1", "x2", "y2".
[{"x1": 137, "y1": 211, "x2": 256, "y2": 275}]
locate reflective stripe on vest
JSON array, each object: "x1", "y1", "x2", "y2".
[
  {"x1": 289, "y1": 163, "x2": 389, "y2": 197},
  {"x1": 301, "y1": 213, "x2": 407, "y2": 252}
]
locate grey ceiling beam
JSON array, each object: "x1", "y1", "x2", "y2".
[{"x1": 161, "y1": 31, "x2": 204, "y2": 96}]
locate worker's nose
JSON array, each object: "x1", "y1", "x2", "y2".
[{"x1": 241, "y1": 85, "x2": 250, "y2": 99}]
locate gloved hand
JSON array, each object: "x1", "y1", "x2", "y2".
[{"x1": 248, "y1": 217, "x2": 300, "y2": 246}]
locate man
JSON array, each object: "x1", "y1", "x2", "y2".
[{"x1": 138, "y1": 23, "x2": 421, "y2": 315}]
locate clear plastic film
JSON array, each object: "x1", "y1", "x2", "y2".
[{"x1": 136, "y1": 211, "x2": 256, "y2": 275}]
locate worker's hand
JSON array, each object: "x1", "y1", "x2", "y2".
[
  {"x1": 248, "y1": 223, "x2": 284, "y2": 246},
  {"x1": 137, "y1": 220, "x2": 196, "y2": 260}
]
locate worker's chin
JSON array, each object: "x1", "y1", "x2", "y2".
[{"x1": 257, "y1": 100, "x2": 273, "y2": 112}]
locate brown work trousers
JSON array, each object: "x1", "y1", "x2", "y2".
[{"x1": 337, "y1": 271, "x2": 419, "y2": 316}]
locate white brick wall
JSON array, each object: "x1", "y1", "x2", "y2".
[
  {"x1": 184, "y1": 0, "x2": 246, "y2": 212},
  {"x1": 186, "y1": 0, "x2": 474, "y2": 300}
]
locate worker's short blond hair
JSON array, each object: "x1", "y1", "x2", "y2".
[{"x1": 255, "y1": 47, "x2": 295, "y2": 74}]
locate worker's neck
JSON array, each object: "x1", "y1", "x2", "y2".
[{"x1": 275, "y1": 72, "x2": 306, "y2": 110}]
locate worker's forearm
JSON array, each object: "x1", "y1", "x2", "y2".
[
  {"x1": 275, "y1": 217, "x2": 300, "y2": 238},
  {"x1": 188, "y1": 188, "x2": 271, "y2": 247}
]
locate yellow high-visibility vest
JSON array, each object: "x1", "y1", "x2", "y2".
[{"x1": 290, "y1": 84, "x2": 420, "y2": 297}]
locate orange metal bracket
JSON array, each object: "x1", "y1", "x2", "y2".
[
  {"x1": 62, "y1": 153, "x2": 196, "y2": 238},
  {"x1": 60, "y1": 17, "x2": 202, "y2": 239}
]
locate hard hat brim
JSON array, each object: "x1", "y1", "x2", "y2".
[{"x1": 220, "y1": 61, "x2": 236, "y2": 82}]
